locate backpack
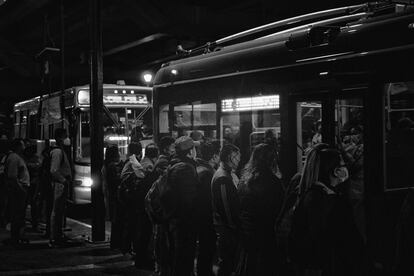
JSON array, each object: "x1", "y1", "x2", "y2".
[
  {"x1": 145, "y1": 164, "x2": 179, "y2": 224},
  {"x1": 118, "y1": 162, "x2": 155, "y2": 213}
]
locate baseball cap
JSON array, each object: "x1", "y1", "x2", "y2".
[{"x1": 175, "y1": 136, "x2": 200, "y2": 152}]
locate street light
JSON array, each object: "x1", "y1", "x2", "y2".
[{"x1": 143, "y1": 73, "x2": 153, "y2": 85}]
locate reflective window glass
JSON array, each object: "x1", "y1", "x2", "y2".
[
  {"x1": 296, "y1": 101, "x2": 322, "y2": 171},
  {"x1": 384, "y1": 82, "x2": 414, "y2": 190}
]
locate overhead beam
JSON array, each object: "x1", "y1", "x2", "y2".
[{"x1": 103, "y1": 33, "x2": 168, "y2": 56}]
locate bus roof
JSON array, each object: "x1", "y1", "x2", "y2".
[{"x1": 154, "y1": 2, "x2": 414, "y2": 87}]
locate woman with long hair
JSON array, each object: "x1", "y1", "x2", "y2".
[
  {"x1": 289, "y1": 143, "x2": 364, "y2": 276},
  {"x1": 237, "y1": 143, "x2": 284, "y2": 276},
  {"x1": 102, "y1": 145, "x2": 123, "y2": 250}
]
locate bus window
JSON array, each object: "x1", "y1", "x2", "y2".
[
  {"x1": 103, "y1": 108, "x2": 129, "y2": 158},
  {"x1": 296, "y1": 101, "x2": 322, "y2": 171},
  {"x1": 28, "y1": 110, "x2": 39, "y2": 139},
  {"x1": 14, "y1": 111, "x2": 20, "y2": 137},
  {"x1": 159, "y1": 104, "x2": 169, "y2": 135},
  {"x1": 76, "y1": 111, "x2": 91, "y2": 163},
  {"x1": 192, "y1": 102, "x2": 217, "y2": 140},
  {"x1": 221, "y1": 94, "x2": 280, "y2": 166},
  {"x1": 384, "y1": 81, "x2": 414, "y2": 190},
  {"x1": 173, "y1": 104, "x2": 192, "y2": 138},
  {"x1": 20, "y1": 111, "x2": 28, "y2": 139}
]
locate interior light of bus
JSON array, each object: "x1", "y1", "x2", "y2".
[
  {"x1": 222, "y1": 95, "x2": 279, "y2": 112},
  {"x1": 122, "y1": 90, "x2": 126, "y2": 94},
  {"x1": 77, "y1": 90, "x2": 90, "y2": 105},
  {"x1": 131, "y1": 90, "x2": 134, "y2": 94},
  {"x1": 107, "y1": 136, "x2": 129, "y2": 141},
  {"x1": 319, "y1": 71, "x2": 329, "y2": 76},
  {"x1": 114, "y1": 90, "x2": 118, "y2": 94},
  {"x1": 171, "y1": 69, "x2": 178, "y2": 75}
]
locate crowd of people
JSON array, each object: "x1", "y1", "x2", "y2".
[
  {"x1": 98, "y1": 129, "x2": 372, "y2": 276},
  {"x1": 1, "y1": 125, "x2": 413, "y2": 276},
  {"x1": 0, "y1": 128, "x2": 72, "y2": 247}
]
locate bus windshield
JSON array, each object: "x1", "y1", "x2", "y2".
[{"x1": 76, "y1": 106, "x2": 150, "y2": 163}]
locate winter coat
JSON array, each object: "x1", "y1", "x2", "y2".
[
  {"x1": 289, "y1": 182, "x2": 364, "y2": 275},
  {"x1": 102, "y1": 161, "x2": 123, "y2": 221},
  {"x1": 169, "y1": 155, "x2": 199, "y2": 222},
  {"x1": 237, "y1": 170, "x2": 284, "y2": 275},
  {"x1": 196, "y1": 158, "x2": 215, "y2": 226},
  {"x1": 211, "y1": 164, "x2": 240, "y2": 230}
]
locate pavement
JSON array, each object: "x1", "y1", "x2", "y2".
[{"x1": 0, "y1": 210, "x2": 154, "y2": 276}]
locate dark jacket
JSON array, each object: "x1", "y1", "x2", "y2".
[
  {"x1": 211, "y1": 164, "x2": 240, "y2": 230},
  {"x1": 290, "y1": 183, "x2": 364, "y2": 274},
  {"x1": 196, "y1": 158, "x2": 215, "y2": 226},
  {"x1": 169, "y1": 155, "x2": 199, "y2": 222},
  {"x1": 237, "y1": 171, "x2": 284, "y2": 275},
  {"x1": 103, "y1": 161, "x2": 123, "y2": 220}
]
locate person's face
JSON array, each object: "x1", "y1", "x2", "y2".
[
  {"x1": 332, "y1": 157, "x2": 349, "y2": 186},
  {"x1": 317, "y1": 124, "x2": 322, "y2": 133},
  {"x1": 212, "y1": 153, "x2": 220, "y2": 168},
  {"x1": 229, "y1": 151, "x2": 241, "y2": 171},
  {"x1": 224, "y1": 128, "x2": 232, "y2": 137},
  {"x1": 20, "y1": 141, "x2": 26, "y2": 152},
  {"x1": 166, "y1": 143, "x2": 175, "y2": 157}
]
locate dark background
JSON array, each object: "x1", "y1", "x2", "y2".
[{"x1": 0, "y1": 0, "x2": 365, "y2": 133}]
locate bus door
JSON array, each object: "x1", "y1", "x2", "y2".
[
  {"x1": 292, "y1": 89, "x2": 366, "y2": 241},
  {"x1": 292, "y1": 95, "x2": 325, "y2": 172},
  {"x1": 333, "y1": 90, "x2": 366, "y2": 242}
]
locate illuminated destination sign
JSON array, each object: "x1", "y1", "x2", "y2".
[
  {"x1": 103, "y1": 94, "x2": 148, "y2": 105},
  {"x1": 222, "y1": 95, "x2": 280, "y2": 112},
  {"x1": 77, "y1": 89, "x2": 148, "y2": 105}
]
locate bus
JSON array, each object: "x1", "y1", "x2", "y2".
[
  {"x1": 13, "y1": 83, "x2": 153, "y2": 204},
  {"x1": 153, "y1": 2, "x2": 414, "y2": 271}
]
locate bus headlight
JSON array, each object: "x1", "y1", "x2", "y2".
[{"x1": 80, "y1": 177, "x2": 93, "y2": 187}]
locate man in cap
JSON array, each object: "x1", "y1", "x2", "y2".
[{"x1": 168, "y1": 136, "x2": 200, "y2": 276}]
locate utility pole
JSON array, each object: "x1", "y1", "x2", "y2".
[{"x1": 89, "y1": 0, "x2": 105, "y2": 242}]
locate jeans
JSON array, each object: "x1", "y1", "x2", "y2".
[
  {"x1": 50, "y1": 181, "x2": 67, "y2": 241},
  {"x1": 170, "y1": 220, "x2": 197, "y2": 276},
  {"x1": 10, "y1": 185, "x2": 28, "y2": 241},
  {"x1": 197, "y1": 223, "x2": 216, "y2": 276},
  {"x1": 216, "y1": 226, "x2": 239, "y2": 276}
]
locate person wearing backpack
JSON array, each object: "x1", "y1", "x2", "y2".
[
  {"x1": 49, "y1": 128, "x2": 72, "y2": 247},
  {"x1": 3, "y1": 138, "x2": 30, "y2": 245},
  {"x1": 147, "y1": 136, "x2": 175, "y2": 276},
  {"x1": 288, "y1": 144, "x2": 365, "y2": 276},
  {"x1": 195, "y1": 141, "x2": 220, "y2": 276},
  {"x1": 119, "y1": 142, "x2": 146, "y2": 258},
  {"x1": 211, "y1": 143, "x2": 241, "y2": 276},
  {"x1": 167, "y1": 135, "x2": 200, "y2": 276}
]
